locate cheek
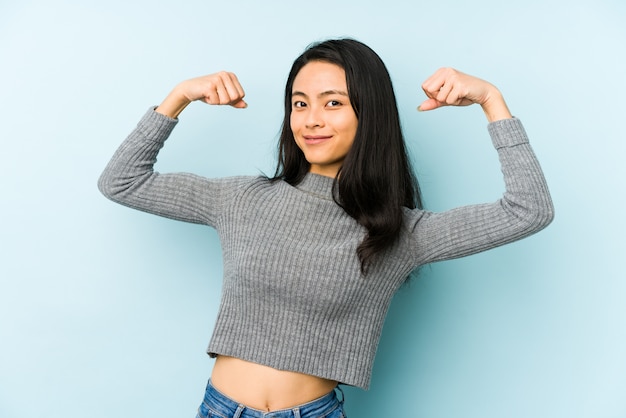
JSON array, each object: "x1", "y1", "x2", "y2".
[
  {"x1": 290, "y1": 112, "x2": 301, "y2": 132},
  {"x1": 289, "y1": 116, "x2": 303, "y2": 149},
  {"x1": 288, "y1": 119, "x2": 297, "y2": 145},
  {"x1": 339, "y1": 115, "x2": 358, "y2": 140}
]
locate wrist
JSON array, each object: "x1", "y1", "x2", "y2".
[
  {"x1": 480, "y1": 90, "x2": 512, "y2": 122},
  {"x1": 155, "y1": 84, "x2": 192, "y2": 119}
]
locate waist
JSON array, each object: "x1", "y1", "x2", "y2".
[
  {"x1": 201, "y1": 380, "x2": 342, "y2": 418},
  {"x1": 211, "y1": 355, "x2": 339, "y2": 412}
]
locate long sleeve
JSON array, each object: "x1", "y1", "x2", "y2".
[
  {"x1": 98, "y1": 107, "x2": 248, "y2": 226},
  {"x1": 408, "y1": 117, "x2": 554, "y2": 267}
]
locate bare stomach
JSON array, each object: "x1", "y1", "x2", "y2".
[{"x1": 210, "y1": 355, "x2": 338, "y2": 412}]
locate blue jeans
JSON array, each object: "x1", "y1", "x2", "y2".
[{"x1": 195, "y1": 380, "x2": 346, "y2": 418}]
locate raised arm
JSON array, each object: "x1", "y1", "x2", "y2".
[
  {"x1": 156, "y1": 71, "x2": 248, "y2": 118},
  {"x1": 418, "y1": 67, "x2": 512, "y2": 122},
  {"x1": 98, "y1": 72, "x2": 248, "y2": 225},
  {"x1": 409, "y1": 68, "x2": 554, "y2": 266}
]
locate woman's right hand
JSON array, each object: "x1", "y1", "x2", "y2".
[{"x1": 156, "y1": 71, "x2": 247, "y2": 119}]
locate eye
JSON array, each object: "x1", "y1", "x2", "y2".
[
  {"x1": 293, "y1": 101, "x2": 306, "y2": 108},
  {"x1": 327, "y1": 100, "x2": 342, "y2": 107}
]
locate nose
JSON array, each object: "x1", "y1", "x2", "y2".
[{"x1": 305, "y1": 106, "x2": 324, "y2": 129}]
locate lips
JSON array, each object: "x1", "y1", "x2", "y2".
[{"x1": 303, "y1": 135, "x2": 332, "y2": 145}]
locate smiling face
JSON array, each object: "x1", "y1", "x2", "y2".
[{"x1": 290, "y1": 61, "x2": 358, "y2": 178}]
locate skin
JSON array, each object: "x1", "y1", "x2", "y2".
[
  {"x1": 154, "y1": 64, "x2": 512, "y2": 411},
  {"x1": 418, "y1": 67, "x2": 512, "y2": 122},
  {"x1": 290, "y1": 61, "x2": 358, "y2": 178}
]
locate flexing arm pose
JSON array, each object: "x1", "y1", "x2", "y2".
[
  {"x1": 157, "y1": 67, "x2": 510, "y2": 120},
  {"x1": 99, "y1": 39, "x2": 552, "y2": 416},
  {"x1": 419, "y1": 67, "x2": 512, "y2": 122},
  {"x1": 156, "y1": 71, "x2": 248, "y2": 118}
]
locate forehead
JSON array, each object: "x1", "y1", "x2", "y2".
[{"x1": 292, "y1": 61, "x2": 347, "y2": 92}]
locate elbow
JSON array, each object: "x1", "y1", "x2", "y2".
[
  {"x1": 97, "y1": 169, "x2": 128, "y2": 202},
  {"x1": 533, "y1": 201, "x2": 555, "y2": 232},
  {"x1": 97, "y1": 170, "x2": 116, "y2": 200},
  {"x1": 543, "y1": 198, "x2": 556, "y2": 228},
  {"x1": 522, "y1": 196, "x2": 555, "y2": 235},
  {"x1": 97, "y1": 167, "x2": 154, "y2": 206},
  {"x1": 502, "y1": 192, "x2": 555, "y2": 237}
]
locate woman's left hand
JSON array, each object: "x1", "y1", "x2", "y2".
[{"x1": 418, "y1": 68, "x2": 512, "y2": 122}]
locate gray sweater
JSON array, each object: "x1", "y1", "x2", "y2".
[{"x1": 98, "y1": 108, "x2": 554, "y2": 389}]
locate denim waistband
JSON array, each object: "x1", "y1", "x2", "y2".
[{"x1": 200, "y1": 380, "x2": 343, "y2": 418}]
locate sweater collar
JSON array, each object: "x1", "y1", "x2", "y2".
[{"x1": 295, "y1": 173, "x2": 336, "y2": 201}]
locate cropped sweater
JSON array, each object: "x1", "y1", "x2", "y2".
[{"x1": 98, "y1": 108, "x2": 554, "y2": 389}]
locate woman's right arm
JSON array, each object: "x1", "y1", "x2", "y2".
[
  {"x1": 155, "y1": 71, "x2": 247, "y2": 118},
  {"x1": 98, "y1": 72, "x2": 248, "y2": 225}
]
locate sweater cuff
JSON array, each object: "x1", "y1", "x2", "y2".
[
  {"x1": 488, "y1": 117, "x2": 529, "y2": 149},
  {"x1": 135, "y1": 106, "x2": 179, "y2": 143}
]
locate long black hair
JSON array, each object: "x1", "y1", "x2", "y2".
[{"x1": 273, "y1": 38, "x2": 423, "y2": 273}]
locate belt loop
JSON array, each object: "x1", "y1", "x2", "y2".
[
  {"x1": 233, "y1": 404, "x2": 245, "y2": 418},
  {"x1": 335, "y1": 385, "x2": 345, "y2": 405},
  {"x1": 292, "y1": 407, "x2": 301, "y2": 418}
]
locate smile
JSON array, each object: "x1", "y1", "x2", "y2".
[{"x1": 303, "y1": 135, "x2": 332, "y2": 145}]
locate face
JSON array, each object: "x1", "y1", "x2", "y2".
[{"x1": 290, "y1": 61, "x2": 358, "y2": 178}]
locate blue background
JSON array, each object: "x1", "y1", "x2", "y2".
[{"x1": 1, "y1": 1, "x2": 625, "y2": 417}]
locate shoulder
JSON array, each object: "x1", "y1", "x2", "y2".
[
  {"x1": 211, "y1": 175, "x2": 285, "y2": 199},
  {"x1": 402, "y1": 206, "x2": 428, "y2": 228}
]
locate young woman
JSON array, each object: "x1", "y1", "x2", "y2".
[{"x1": 99, "y1": 39, "x2": 554, "y2": 418}]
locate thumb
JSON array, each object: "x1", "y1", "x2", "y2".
[
  {"x1": 231, "y1": 99, "x2": 248, "y2": 109},
  {"x1": 417, "y1": 98, "x2": 443, "y2": 112}
]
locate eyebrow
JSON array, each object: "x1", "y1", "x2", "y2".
[{"x1": 291, "y1": 89, "x2": 349, "y2": 98}]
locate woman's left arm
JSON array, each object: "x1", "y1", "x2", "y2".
[
  {"x1": 409, "y1": 69, "x2": 555, "y2": 265},
  {"x1": 418, "y1": 67, "x2": 511, "y2": 122}
]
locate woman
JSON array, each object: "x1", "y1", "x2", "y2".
[{"x1": 99, "y1": 39, "x2": 554, "y2": 418}]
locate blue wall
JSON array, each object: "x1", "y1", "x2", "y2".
[{"x1": 1, "y1": 1, "x2": 624, "y2": 417}]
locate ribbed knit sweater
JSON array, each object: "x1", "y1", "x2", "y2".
[{"x1": 98, "y1": 108, "x2": 554, "y2": 389}]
